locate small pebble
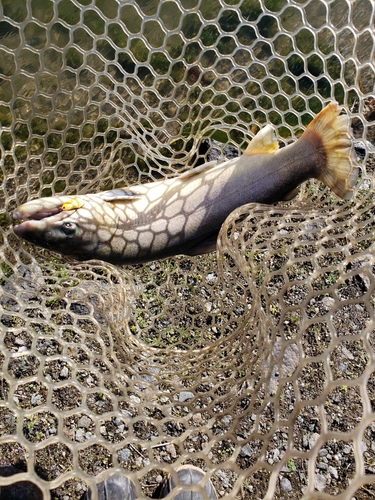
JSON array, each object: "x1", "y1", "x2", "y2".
[
  {"x1": 193, "y1": 413, "x2": 203, "y2": 425},
  {"x1": 77, "y1": 416, "x2": 92, "y2": 429},
  {"x1": 31, "y1": 394, "x2": 42, "y2": 406},
  {"x1": 341, "y1": 347, "x2": 354, "y2": 360},
  {"x1": 339, "y1": 362, "x2": 348, "y2": 372},
  {"x1": 280, "y1": 477, "x2": 292, "y2": 493},
  {"x1": 216, "y1": 470, "x2": 230, "y2": 487},
  {"x1": 322, "y1": 296, "x2": 334, "y2": 309},
  {"x1": 221, "y1": 415, "x2": 232, "y2": 426},
  {"x1": 308, "y1": 433, "x2": 320, "y2": 450},
  {"x1": 60, "y1": 366, "x2": 69, "y2": 379},
  {"x1": 140, "y1": 374, "x2": 156, "y2": 383},
  {"x1": 315, "y1": 473, "x2": 327, "y2": 492},
  {"x1": 118, "y1": 449, "x2": 131, "y2": 462},
  {"x1": 166, "y1": 443, "x2": 177, "y2": 458},
  {"x1": 179, "y1": 391, "x2": 194, "y2": 402},
  {"x1": 130, "y1": 395, "x2": 140, "y2": 404},
  {"x1": 240, "y1": 444, "x2": 253, "y2": 458},
  {"x1": 75, "y1": 429, "x2": 85, "y2": 443},
  {"x1": 328, "y1": 466, "x2": 338, "y2": 479}
]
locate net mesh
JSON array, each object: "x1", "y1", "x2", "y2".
[{"x1": 1, "y1": 0, "x2": 375, "y2": 498}]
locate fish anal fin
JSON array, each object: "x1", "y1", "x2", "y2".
[
  {"x1": 244, "y1": 125, "x2": 279, "y2": 156},
  {"x1": 98, "y1": 188, "x2": 141, "y2": 202},
  {"x1": 281, "y1": 187, "x2": 300, "y2": 201}
]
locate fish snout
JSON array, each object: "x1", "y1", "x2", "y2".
[{"x1": 13, "y1": 219, "x2": 49, "y2": 242}]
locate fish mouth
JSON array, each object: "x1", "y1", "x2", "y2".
[
  {"x1": 12, "y1": 195, "x2": 83, "y2": 223},
  {"x1": 13, "y1": 208, "x2": 74, "y2": 239},
  {"x1": 13, "y1": 206, "x2": 63, "y2": 221}
]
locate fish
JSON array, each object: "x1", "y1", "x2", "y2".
[{"x1": 13, "y1": 102, "x2": 357, "y2": 265}]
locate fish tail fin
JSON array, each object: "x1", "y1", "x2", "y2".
[{"x1": 302, "y1": 101, "x2": 358, "y2": 199}]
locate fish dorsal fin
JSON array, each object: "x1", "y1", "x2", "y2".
[
  {"x1": 244, "y1": 125, "x2": 279, "y2": 156},
  {"x1": 178, "y1": 160, "x2": 218, "y2": 180},
  {"x1": 97, "y1": 188, "x2": 141, "y2": 202}
]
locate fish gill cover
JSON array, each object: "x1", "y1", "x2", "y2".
[{"x1": 0, "y1": 0, "x2": 375, "y2": 499}]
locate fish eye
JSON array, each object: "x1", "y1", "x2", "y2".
[{"x1": 61, "y1": 221, "x2": 77, "y2": 236}]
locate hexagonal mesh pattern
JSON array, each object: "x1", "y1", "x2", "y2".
[{"x1": 1, "y1": 0, "x2": 375, "y2": 498}]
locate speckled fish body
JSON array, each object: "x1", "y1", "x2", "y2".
[{"x1": 13, "y1": 102, "x2": 357, "y2": 264}]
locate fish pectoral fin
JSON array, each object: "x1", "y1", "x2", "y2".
[
  {"x1": 178, "y1": 160, "x2": 218, "y2": 180},
  {"x1": 97, "y1": 188, "x2": 142, "y2": 202},
  {"x1": 184, "y1": 234, "x2": 218, "y2": 256},
  {"x1": 244, "y1": 125, "x2": 279, "y2": 156}
]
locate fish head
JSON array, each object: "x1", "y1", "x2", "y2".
[
  {"x1": 13, "y1": 195, "x2": 118, "y2": 261},
  {"x1": 14, "y1": 210, "x2": 83, "y2": 250}
]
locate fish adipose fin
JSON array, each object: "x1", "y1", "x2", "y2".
[
  {"x1": 244, "y1": 125, "x2": 279, "y2": 156},
  {"x1": 302, "y1": 101, "x2": 358, "y2": 200},
  {"x1": 97, "y1": 188, "x2": 142, "y2": 202}
]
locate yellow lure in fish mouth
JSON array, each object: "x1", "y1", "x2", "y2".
[{"x1": 62, "y1": 198, "x2": 84, "y2": 211}]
